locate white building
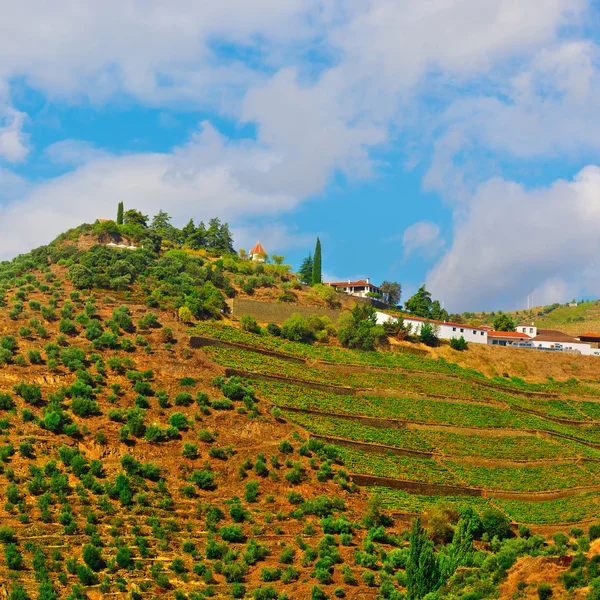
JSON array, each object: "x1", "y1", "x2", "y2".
[
  {"x1": 487, "y1": 331, "x2": 532, "y2": 346},
  {"x1": 518, "y1": 322, "x2": 595, "y2": 354},
  {"x1": 326, "y1": 279, "x2": 382, "y2": 298},
  {"x1": 249, "y1": 242, "x2": 267, "y2": 263},
  {"x1": 516, "y1": 322, "x2": 538, "y2": 338},
  {"x1": 376, "y1": 312, "x2": 489, "y2": 344}
]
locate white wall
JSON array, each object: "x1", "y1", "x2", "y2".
[
  {"x1": 532, "y1": 340, "x2": 592, "y2": 354},
  {"x1": 375, "y1": 313, "x2": 488, "y2": 344},
  {"x1": 517, "y1": 325, "x2": 537, "y2": 337}
]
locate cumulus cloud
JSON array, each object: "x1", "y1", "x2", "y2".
[
  {"x1": 0, "y1": 122, "x2": 300, "y2": 260},
  {"x1": 402, "y1": 221, "x2": 444, "y2": 258},
  {"x1": 0, "y1": 0, "x2": 598, "y2": 311},
  {"x1": 0, "y1": 107, "x2": 29, "y2": 162},
  {"x1": 427, "y1": 166, "x2": 600, "y2": 311},
  {"x1": 424, "y1": 40, "x2": 600, "y2": 199}
]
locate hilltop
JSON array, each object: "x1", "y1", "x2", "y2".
[{"x1": 2, "y1": 216, "x2": 600, "y2": 599}]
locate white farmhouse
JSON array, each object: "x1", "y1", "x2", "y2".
[
  {"x1": 326, "y1": 279, "x2": 382, "y2": 298},
  {"x1": 376, "y1": 313, "x2": 489, "y2": 344},
  {"x1": 517, "y1": 322, "x2": 594, "y2": 354}
]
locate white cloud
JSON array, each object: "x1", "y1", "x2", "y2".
[
  {"x1": 427, "y1": 166, "x2": 600, "y2": 311},
  {"x1": 0, "y1": 107, "x2": 29, "y2": 162},
  {"x1": 45, "y1": 140, "x2": 109, "y2": 166},
  {"x1": 0, "y1": 122, "x2": 305, "y2": 260},
  {"x1": 232, "y1": 223, "x2": 316, "y2": 257},
  {"x1": 424, "y1": 40, "x2": 600, "y2": 198},
  {"x1": 402, "y1": 221, "x2": 444, "y2": 258}
]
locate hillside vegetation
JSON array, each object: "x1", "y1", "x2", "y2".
[{"x1": 2, "y1": 217, "x2": 600, "y2": 598}]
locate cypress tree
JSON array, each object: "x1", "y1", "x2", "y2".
[
  {"x1": 406, "y1": 517, "x2": 441, "y2": 599},
  {"x1": 311, "y1": 238, "x2": 322, "y2": 286},
  {"x1": 116, "y1": 202, "x2": 124, "y2": 225}
]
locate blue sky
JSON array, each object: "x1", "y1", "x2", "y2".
[{"x1": 1, "y1": 1, "x2": 600, "y2": 312}]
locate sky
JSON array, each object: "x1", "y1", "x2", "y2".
[{"x1": 1, "y1": 0, "x2": 600, "y2": 312}]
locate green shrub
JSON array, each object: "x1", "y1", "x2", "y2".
[
  {"x1": 211, "y1": 398, "x2": 234, "y2": 410},
  {"x1": 168, "y1": 413, "x2": 189, "y2": 431},
  {"x1": 138, "y1": 312, "x2": 159, "y2": 329},
  {"x1": 538, "y1": 583, "x2": 553, "y2": 600},
  {"x1": 198, "y1": 429, "x2": 215, "y2": 443},
  {"x1": 190, "y1": 470, "x2": 215, "y2": 490},
  {"x1": 240, "y1": 315, "x2": 261, "y2": 334},
  {"x1": 418, "y1": 322, "x2": 438, "y2": 347},
  {"x1": 0, "y1": 393, "x2": 15, "y2": 410},
  {"x1": 13, "y1": 382, "x2": 42, "y2": 405},
  {"x1": 82, "y1": 544, "x2": 105, "y2": 571},
  {"x1": 245, "y1": 480, "x2": 259, "y2": 503},
  {"x1": 27, "y1": 349, "x2": 43, "y2": 365},
  {"x1": 220, "y1": 525, "x2": 245, "y2": 543},
  {"x1": 450, "y1": 336, "x2": 468, "y2": 351},
  {"x1": 281, "y1": 314, "x2": 313, "y2": 343},
  {"x1": 174, "y1": 392, "x2": 193, "y2": 406},
  {"x1": 266, "y1": 323, "x2": 281, "y2": 336},
  {"x1": 260, "y1": 567, "x2": 281, "y2": 582},
  {"x1": 182, "y1": 443, "x2": 198, "y2": 459}
]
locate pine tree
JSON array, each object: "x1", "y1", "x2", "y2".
[
  {"x1": 181, "y1": 219, "x2": 195, "y2": 242},
  {"x1": 299, "y1": 254, "x2": 313, "y2": 285},
  {"x1": 188, "y1": 221, "x2": 206, "y2": 250},
  {"x1": 116, "y1": 202, "x2": 124, "y2": 225},
  {"x1": 311, "y1": 238, "x2": 322, "y2": 286},
  {"x1": 405, "y1": 285, "x2": 433, "y2": 318},
  {"x1": 406, "y1": 517, "x2": 441, "y2": 599}
]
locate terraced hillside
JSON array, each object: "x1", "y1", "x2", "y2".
[
  {"x1": 5, "y1": 221, "x2": 600, "y2": 599},
  {"x1": 195, "y1": 322, "x2": 600, "y2": 526},
  {"x1": 0, "y1": 258, "x2": 389, "y2": 598}
]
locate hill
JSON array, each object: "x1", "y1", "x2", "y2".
[
  {"x1": 467, "y1": 300, "x2": 600, "y2": 337},
  {"x1": 1, "y1": 217, "x2": 600, "y2": 599}
]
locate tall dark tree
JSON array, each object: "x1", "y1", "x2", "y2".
[
  {"x1": 188, "y1": 221, "x2": 207, "y2": 250},
  {"x1": 298, "y1": 254, "x2": 313, "y2": 285},
  {"x1": 123, "y1": 209, "x2": 148, "y2": 228},
  {"x1": 430, "y1": 300, "x2": 449, "y2": 322},
  {"x1": 218, "y1": 223, "x2": 235, "y2": 254},
  {"x1": 405, "y1": 285, "x2": 433, "y2": 318},
  {"x1": 181, "y1": 219, "x2": 195, "y2": 242},
  {"x1": 205, "y1": 218, "x2": 222, "y2": 250},
  {"x1": 406, "y1": 517, "x2": 441, "y2": 599},
  {"x1": 311, "y1": 238, "x2": 322, "y2": 286},
  {"x1": 116, "y1": 202, "x2": 124, "y2": 225},
  {"x1": 380, "y1": 281, "x2": 401, "y2": 306},
  {"x1": 151, "y1": 210, "x2": 178, "y2": 241}
]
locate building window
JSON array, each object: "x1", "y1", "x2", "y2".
[
  {"x1": 460, "y1": 328, "x2": 464, "y2": 333},
  {"x1": 481, "y1": 332, "x2": 484, "y2": 336},
  {"x1": 452, "y1": 327, "x2": 456, "y2": 331},
  {"x1": 473, "y1": 330, "x2": 477, "y2": 335},
  {"x1": 529, "y1": 328, "x2": 533, "y2": 333}
]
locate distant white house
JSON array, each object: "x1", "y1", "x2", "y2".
[
  {"x1": 325, "y1": 279, "x2": 381, "y2": 298},
  {"x1": 517, "y1": 322, "x2": 595, "y2": 354},
  {"x1": 249, "y1": 242, "x2": 267, "y2": 263},
  {"x1": 376, "y1": 312, "x2": 489, "y2": 344}
]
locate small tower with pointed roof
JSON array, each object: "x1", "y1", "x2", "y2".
[{"x1": 249, "y1": 242, "x2": 267, "y2": 263}]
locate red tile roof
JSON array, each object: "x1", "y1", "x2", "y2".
[
  {"x1": 250, "y1": 242, "x2": 266, "y2": 256},
  {"x1": 326, "y1": 280, "x2": 379, "y2": 288},
  {"x1": 578, "y1": 332, "x2": 600, "y2": 338},
  {"x1": 487, "y1": 331, "x2": 531, "y2": 338}
]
